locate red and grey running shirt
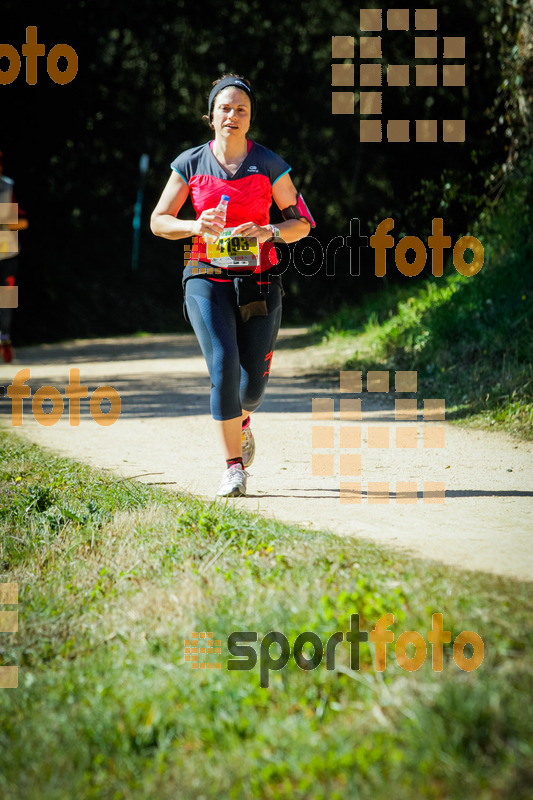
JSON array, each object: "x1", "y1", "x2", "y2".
[{"x1": 171, "y1": 139, "x2": 290, "y2": 276}]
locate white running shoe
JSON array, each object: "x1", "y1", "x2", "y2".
[
  {"x1": 216, "y1": 464, "x2": 248, "y2": 497},
  {"x1": 241, "y1": 425, "x2": 255, "y2": 468}
]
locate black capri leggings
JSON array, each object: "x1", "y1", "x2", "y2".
[{"x1": 184, "y1": 277, "x2": 282, "y2": 421}]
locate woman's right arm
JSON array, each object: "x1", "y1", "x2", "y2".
[
  {"x1": 150, "y1": 171, "x2": 199, "y2": 240},
  {"x1": 150, "y1": 171, "x2": 225, "y2": 241}
]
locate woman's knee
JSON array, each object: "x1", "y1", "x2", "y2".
[{"x1": 240, "y1": 379, "x2": 267, "y2": 412}]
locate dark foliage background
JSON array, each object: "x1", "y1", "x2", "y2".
[{"x1": 0, "y1": 0, "x2": 526, "y2": 342}]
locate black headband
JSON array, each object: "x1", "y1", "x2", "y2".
[{"x1": 208, "y1": 77, "x2": 256, "y2": 123}]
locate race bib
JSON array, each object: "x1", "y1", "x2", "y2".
[{"x1": 207, "y1": 228, "x2": 259, "y2": 268}]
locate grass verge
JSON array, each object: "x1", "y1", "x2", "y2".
[
  {"x1": 1, "y1": 429, "x2": 532, "y2": 799},
  {"x1": 307, "y1": 157, "x2": 533, "y2": 439}
]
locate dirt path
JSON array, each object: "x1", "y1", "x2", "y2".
[{"x1": 1, "y1": 330, "x2": 532, "y2": 582}]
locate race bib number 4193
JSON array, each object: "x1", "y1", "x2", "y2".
[{"x1": 207, "y1": 228, "x2": 259, "y2": 268}]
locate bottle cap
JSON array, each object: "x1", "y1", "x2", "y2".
[{"x1": 221, "y1": 195, "x2": 230, "y2": 201}]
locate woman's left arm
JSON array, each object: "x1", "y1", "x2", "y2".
[
  {"x1": 271, "y1": 173, "x2": 311, "y2": 243},
  {"x1": 231, "y1": 173, "x2": 311, "y2": 244}
]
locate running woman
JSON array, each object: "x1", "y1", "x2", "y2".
[{"x1": 151, "y1": 74, "x2": 314, "y2": 496}]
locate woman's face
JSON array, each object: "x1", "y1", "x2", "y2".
[{"x1": 212, "y1": 87, "x2": 251, "y2": 138}]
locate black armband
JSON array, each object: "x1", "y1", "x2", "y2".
[{"x1": 281, "y1": 192, "x2": 316, "y2": 228}]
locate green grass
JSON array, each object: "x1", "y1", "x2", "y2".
[
  {"x1": 307, "y1": 157, "x2": 533, "y2": 439},
  {"x1": 1, "y1": 430, "x2": 532, "y2": 799}
]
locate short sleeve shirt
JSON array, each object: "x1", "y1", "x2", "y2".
[{"x1": 171, "y1": 139, "x2": 290, "y2": 274}]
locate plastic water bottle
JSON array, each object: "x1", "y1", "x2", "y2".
[{"x1": 204, "y1": 194, "x2": 230, "y2": 244}]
